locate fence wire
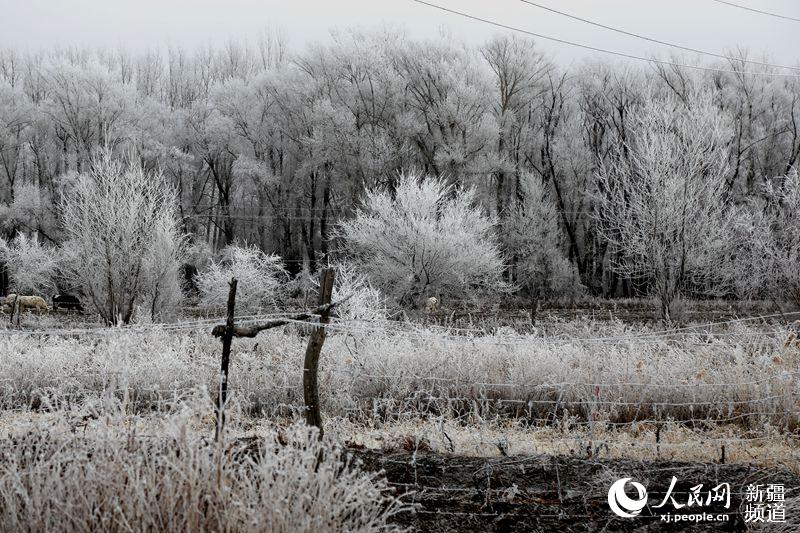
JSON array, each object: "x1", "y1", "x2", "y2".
[{"x1": 0, "y1": 310, "x2": 798, "y2": 463}]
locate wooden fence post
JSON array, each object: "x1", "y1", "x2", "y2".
[
  {"x1": 215, "y1": 277, "x2": 237, "y2": 441},
  {"x1": 9, "y1": 295, "x2": 18, "y2": 325},
  {"x1": 303, "y1": 268, "x2": 335, "y2": 436}
]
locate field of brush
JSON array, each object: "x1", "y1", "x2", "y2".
[{"x1": 0, "y1": 300, "x2": 798, "y2": 530}]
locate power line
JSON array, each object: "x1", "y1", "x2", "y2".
[
  {"x1": 708, "y1": 0, "x2": 800, "y2": 23},
  {"x1": 519, "y1": 0, "x2": 800, "y2": 71},
  {"x1": 410, "y1": 0, "x2": 800, "y2": 78}
]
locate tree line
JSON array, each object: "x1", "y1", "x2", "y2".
[{"x1": 0, "y1": 30, "x2": 798, "y2": 317}]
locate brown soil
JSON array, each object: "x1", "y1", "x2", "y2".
[{"x1": 346, "y1": 447, "x2": 800, "y2": 532}]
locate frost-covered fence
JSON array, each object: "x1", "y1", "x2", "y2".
[{"x1": 210, "y1": 268, "x2": 338, "y2": 438}]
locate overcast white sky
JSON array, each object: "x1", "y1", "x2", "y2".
[{"x1": 1, "y1": 0, "x2": 799, "y2": 68}]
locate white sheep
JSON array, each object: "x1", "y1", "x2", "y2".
[
  {"x1": 3, "y1": 294, "x2": 50, "y2": 313},
  {"x1": 18, "y1": 295, "x2": 50, "y2": 313},
  {"x1": 1, "y1": 293, "x2": 16, "y2": 311},
  {"x1": 424, "y1": 296, "x2": 439, "y2": 313}
]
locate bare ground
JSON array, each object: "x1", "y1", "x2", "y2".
[{"x1": 345, "y1": 448, "x2": 800, "y2": 532}]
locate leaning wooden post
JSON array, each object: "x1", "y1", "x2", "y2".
[
  {"x1": 215, "y1": 277, "x2": 238, "y2": 441},
  {"x1": 303, "y1": 268, "x2": 335, "y2": 437}
]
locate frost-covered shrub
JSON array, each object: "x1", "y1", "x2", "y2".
[
  {"x1": 336, "y1": 173, "x2": 509, "y2": 307},
  {"x1": 327, "y1": 263, "x2": 388, "y2": 321},
  {"x1": 60, "y1": 152, "x2": 185, "y2": 324},
  {"x1": 0, "y1": 414, "x2": 402, "y2": 532},
  {"x1": 184, "y1": 240, "x2": 214, "y2": 271},
  {"x1": 728, "y1": 207, "x2": 768, "y2": 300},
  {"x1": 141, "y1": 214, "x2": 187, "y2": 322},
  {"x1": 196, "y1": 244, "x2": 287, "y2": 312},
  {"x1": 0, "y1": 233, "x2": 59, "y2": 296}
]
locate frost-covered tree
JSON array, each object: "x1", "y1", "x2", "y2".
[
  {"x1": 0, "y1": 81, "x2": 32, "y2": 203},
  {"x1": 60, "y1": 152, "x2": 184, "y2": 324},
  {"x1": 45, "y1": 62, "x2": 134, "y2": 172},
  {"x1": 393, "y1": 40, "x2": 497, "y2": 182},
  {"x1": 195, "y1": 244, "x2": 287, "y2": 313},
  {"x1": 596, "y1": 92, "x2": 732, "y2": 321},
  {"x1": 481, "y1": 35, "x2": 553, "y2": 214},
  {"x1": 5, "y1": 38, "x2": 800, "y2": 300},
  {"x1": 0, "y1": 183, "x2": 59, "y2": 241},
  {"x1": 336, "y1": 173, "x2": 508, "y2": 307},
  {"x1": 503, "y1": 174, "x2": 581, "y2": 299},
  {"x1": 0, "y1": 233, "x2": 59, "y2": 296}
]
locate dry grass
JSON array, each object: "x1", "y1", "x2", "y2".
[
  {"x1": 0, "y1": 312, "x2": 796, "y2": 467},
  {"x1": 0, "y1": 314, "x2": 796, "y2": 427},
  {"x1": 0, "y1": 404, "x2": 403, "y2": 532}
]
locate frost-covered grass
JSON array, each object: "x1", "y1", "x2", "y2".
[
  {"x1": 0, "y1": 314, "x2": 796, "y2": 430},
  {"x1": 0, "y1": 405, "x2": 402, "y2": 532}
]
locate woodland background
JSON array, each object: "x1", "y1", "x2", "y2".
[{"x1": 0, "y1": 30, "x2": 798, "y2": 305}]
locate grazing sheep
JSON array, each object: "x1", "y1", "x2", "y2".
[
  {"x1": 18, "y1": 295, "x2": 50, "y2": 313},
  {"x1": 424, "y1": 296, "x2": 439, "y2": 313},
  {"x1": 1, "y1": 293, "x2": 16, "y2": 311},
  {"x1": 5, "y1": 294, "x2": 50, "y2": 314}
]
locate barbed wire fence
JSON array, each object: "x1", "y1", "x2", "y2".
[{"x1": 0, "y1": 284, "x2": 799, "y2": 464}]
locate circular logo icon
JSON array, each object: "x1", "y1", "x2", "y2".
[{"x1": 608, "y1": 478, "x2": 648, "y2": 518}]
